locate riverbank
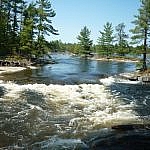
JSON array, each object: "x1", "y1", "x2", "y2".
[
  {"x1": 90, "y1": 56, "x2": 139, "y2": 62},
  {"x1": 0, "y1": 66, "x2": 37, "y2": 75},
  {"x1": 118, "y1": 69, "x2": 150, "y2": 84},
  {"x1": 90, "y1": 55, "x2": 150, "y2": 83},
  {"x1": 0, "y1": 66, "x2": 26, "y2": 75}
]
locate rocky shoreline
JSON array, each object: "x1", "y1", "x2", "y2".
[
  {"x1": 119, "y1": 71, "x2": 150, "y2": 84},
  {"x1": 0, "y1": 66, "x2": 26, "y2": 75},
  {"x1": 90, "y1": 56, "x2": 139, "y2": 63},
  {"x1": 0, "y1": 56, "x2": 55, "y2": 75}
]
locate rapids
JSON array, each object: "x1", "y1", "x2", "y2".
[
  {"x1": 0, "y1": 53, "x2": 150, "y2": 149},
  {"x1": 0, "y1": 80, "x2": 145, "y2": 149}
]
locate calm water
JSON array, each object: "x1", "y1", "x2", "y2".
[
  {"x1": 0, "y1": 53, "x2": 150, "y2": 149},
  {"x1": 3, "y1": 53, "x2": 136, "y2": 84}
]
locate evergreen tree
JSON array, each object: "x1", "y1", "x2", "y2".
[
  {"x1": 0, "y1": 0, "x2": 14, "y2": 55},
  {"x1": 77, "y1": 26, "x2": 93, "y2": 58},
  {"x1": 35, "y1": 0, "x2": 58, "y2": 57},
  {"x1": 10, "y1": 0, "x2": 25, "y2": 54},
  {"x1": 0, "y1": 2, "x2": 8, "y2": 55},
  {"x1": 0, "y1": 0, "x2": 58, "y2": 60},
  {"x1": 97, "y1": 22, "x2": 114, "y2": 57},
  {"x1": 115, "y1": 23, "x2": 128, "y2": 56},
  {"x1": 130, "y1": 0, "x2": 150, "y2": 70},
  {"x1": 19, "y1": 2, "x2": 37, "y2": 58}
]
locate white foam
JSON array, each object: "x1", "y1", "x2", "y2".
[
  {"x1": 100, "y1": 76, "x2": 115, "y2": 86},
  {"x1": 100, "y1": 76, "x2": 141, "y2": 86},
  {"x1": 31, "y1": 136, "x2": 86, "y2": 149},
  {"x1": 0, "y1": 80, "x2": 140, "y2": 131}
]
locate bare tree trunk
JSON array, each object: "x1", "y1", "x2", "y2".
[{"x1": 142, "y1": 28, "x2": 147, "y2": 71}]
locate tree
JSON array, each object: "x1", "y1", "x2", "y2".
[
  {"x1": 35, "y1": 0, "x2": 58, "y2": 57},
  {"x1": 0, "y1": 0, "x2": 14, "y2": 55},
  {"x1": 10, "y1": 0, "x2": 25, "y2": 54},
  {"x1": 130, "y1": 0, "x2": 150, "y2": 70},
  {"x1": 77, "y1": 26, "x2": 93, "y2": 58},
  {"x1": 97, "y1": 22, "x2": 114, "y2": 57},
  {"x1": 11, "y1": 0, "x2": 24, "y2": 33},
  {"x1": 0, "y1": 0, "x2": 59, "y2": 60},
  {"x1": 115, "y1": 23, "x2": 129, "y2": 56},
  {"x1": 0, "y1": 0, "x2": 26, "y2": 55},
  {"x1": 19, "y1": 2, "x2": 37, "y2": 58},
  {"x1": 0, "y1": 4, "x2": 8, "y2": 55}
]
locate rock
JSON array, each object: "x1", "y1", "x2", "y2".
[
  {"x1": 119, "y1": 72, "x2": 150, "y2": 84},
  {"x1": 89, "y1": 131, "x2": 150, "y2": 150},
  {"x1": 119, "y1": 73, "x2": 136, "y2": 80},
  {"x1": 111, "y1": 124, "x2": 134, "y2": 130},
  {"x1": 141, "y1": 76, "x2": 150, "y2": 82},
  {"x1": 84, "y1": 125, "x2": 150, "y2": 150}
]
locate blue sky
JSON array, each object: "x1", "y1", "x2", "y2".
[{"x1": 30, "y1": 0, "x2": 140, "y2": 44}]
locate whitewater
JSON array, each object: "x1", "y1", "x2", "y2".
[
  {"x1": 0, "y1": 78, "x2": 143, "y2": 149},
  {"x1": 1, "y1": 53, "x2": 150, "y2": 149}
]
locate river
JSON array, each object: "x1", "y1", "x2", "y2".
[{"x1": 0, "y1": 53, "x2": 150, "y2": 149}]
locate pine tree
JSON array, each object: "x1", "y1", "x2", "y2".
[
  {"x1": 77, "y1": 26, "x2": 93, "y2": 58},
  {"x1": 10, "y1": 0, "x2": 25, "y2": 54},
  {"x1": 19, "y1": 2, "x2": 37, "y2": 58},
  {"x1": 97, "y1": 22, "x2": 114, "y2": 57},
  {"x1": 0, "y1": 0, "x2": 58, "y2": 59},
  {"x1": 130, "y1": 0, "x2": 150, "y2": 70},
  {"x1": 35, "y1": 0, "x2": 58, "y2": 57},
  {"x1": 115, "y1": 23, "x2": 128, "y2": 56},
  {"x1": 0, "y1": 1, "x2": 8, "y2": 55},
  {"x1": 0, "y1": 0, "x2": 14, "y2": 55}
]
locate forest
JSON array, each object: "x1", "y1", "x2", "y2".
[
  {"x1": 0, "y1": 0, "x2": 150, "y2": 70},
  {"x1": 0, "y1": 0, "x2": 58, "y2": 62}
]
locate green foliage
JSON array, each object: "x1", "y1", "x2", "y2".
[
  {"x1": 35, "y1": 0, "x2": 58, "y2": 57},
  {"x1": 65, "y1": 43, "x2": 81, "y2": 54},
  {"x1": 48, "y1": 40, "x2": 66, "y2": 52},
  {"x1": 19, "y1": 3, "x2": 36, "y2": 58},
  {"x1": 0, "y1": 9, "x2": 8, "y2": 55},
  {"x1": 97, "y1": 22, "x2": 114, "y2": 57},
  {"x1": 1, "y1": 0, "x2": 150, "y2": 63},
  {"x1": 0, "y1": 0, "x2": 58, "y2": 60},
  {"x1": 130, "y1": 0, "x2": 150, "y2": 70},
  {"x1": 115, "y1": 23, "x2": 129, "y2": 56},
  {"x1": 77, "y1": 26, "x2": 93, "y2": 57}
]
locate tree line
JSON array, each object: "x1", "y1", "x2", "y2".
[
  {"x1": 0, "y1": 0, "x2": 150, "y2": 70},
  {"x1": 50, "y1": 0, "x2": 150, "y2": 71},
  {"x1": 81, "y1": 0, "x2": 150, "y2": 71}
]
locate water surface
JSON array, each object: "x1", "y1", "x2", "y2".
[
  {"x1": 3, "y1": 53, "x2": 136, "y2": 84},
  {"x1": 0, "y1": 53, "x2": 150, "y2": 149}
]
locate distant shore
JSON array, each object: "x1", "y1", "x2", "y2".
[
  {"x1": 0, "y1": 55, "x2": 139, "y2": 76},
  {"x1": 90, "y1": 56, "x2": 139, "y2": 63}
]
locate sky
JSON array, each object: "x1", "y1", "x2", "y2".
[{"x1": 30, "y1": 0, "x2": 141, "y2": 44}]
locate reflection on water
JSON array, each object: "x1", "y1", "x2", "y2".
[{"x1": 3, "y1": 53, "x2": 136, "y2": 84}]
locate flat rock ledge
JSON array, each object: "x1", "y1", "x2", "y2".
[
  {"x1": 0, "y1": 66, "x2": 26, "y2": 75},
  {"x1": 119, "y1": 72, "x2": 150, "y2": 84}
]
